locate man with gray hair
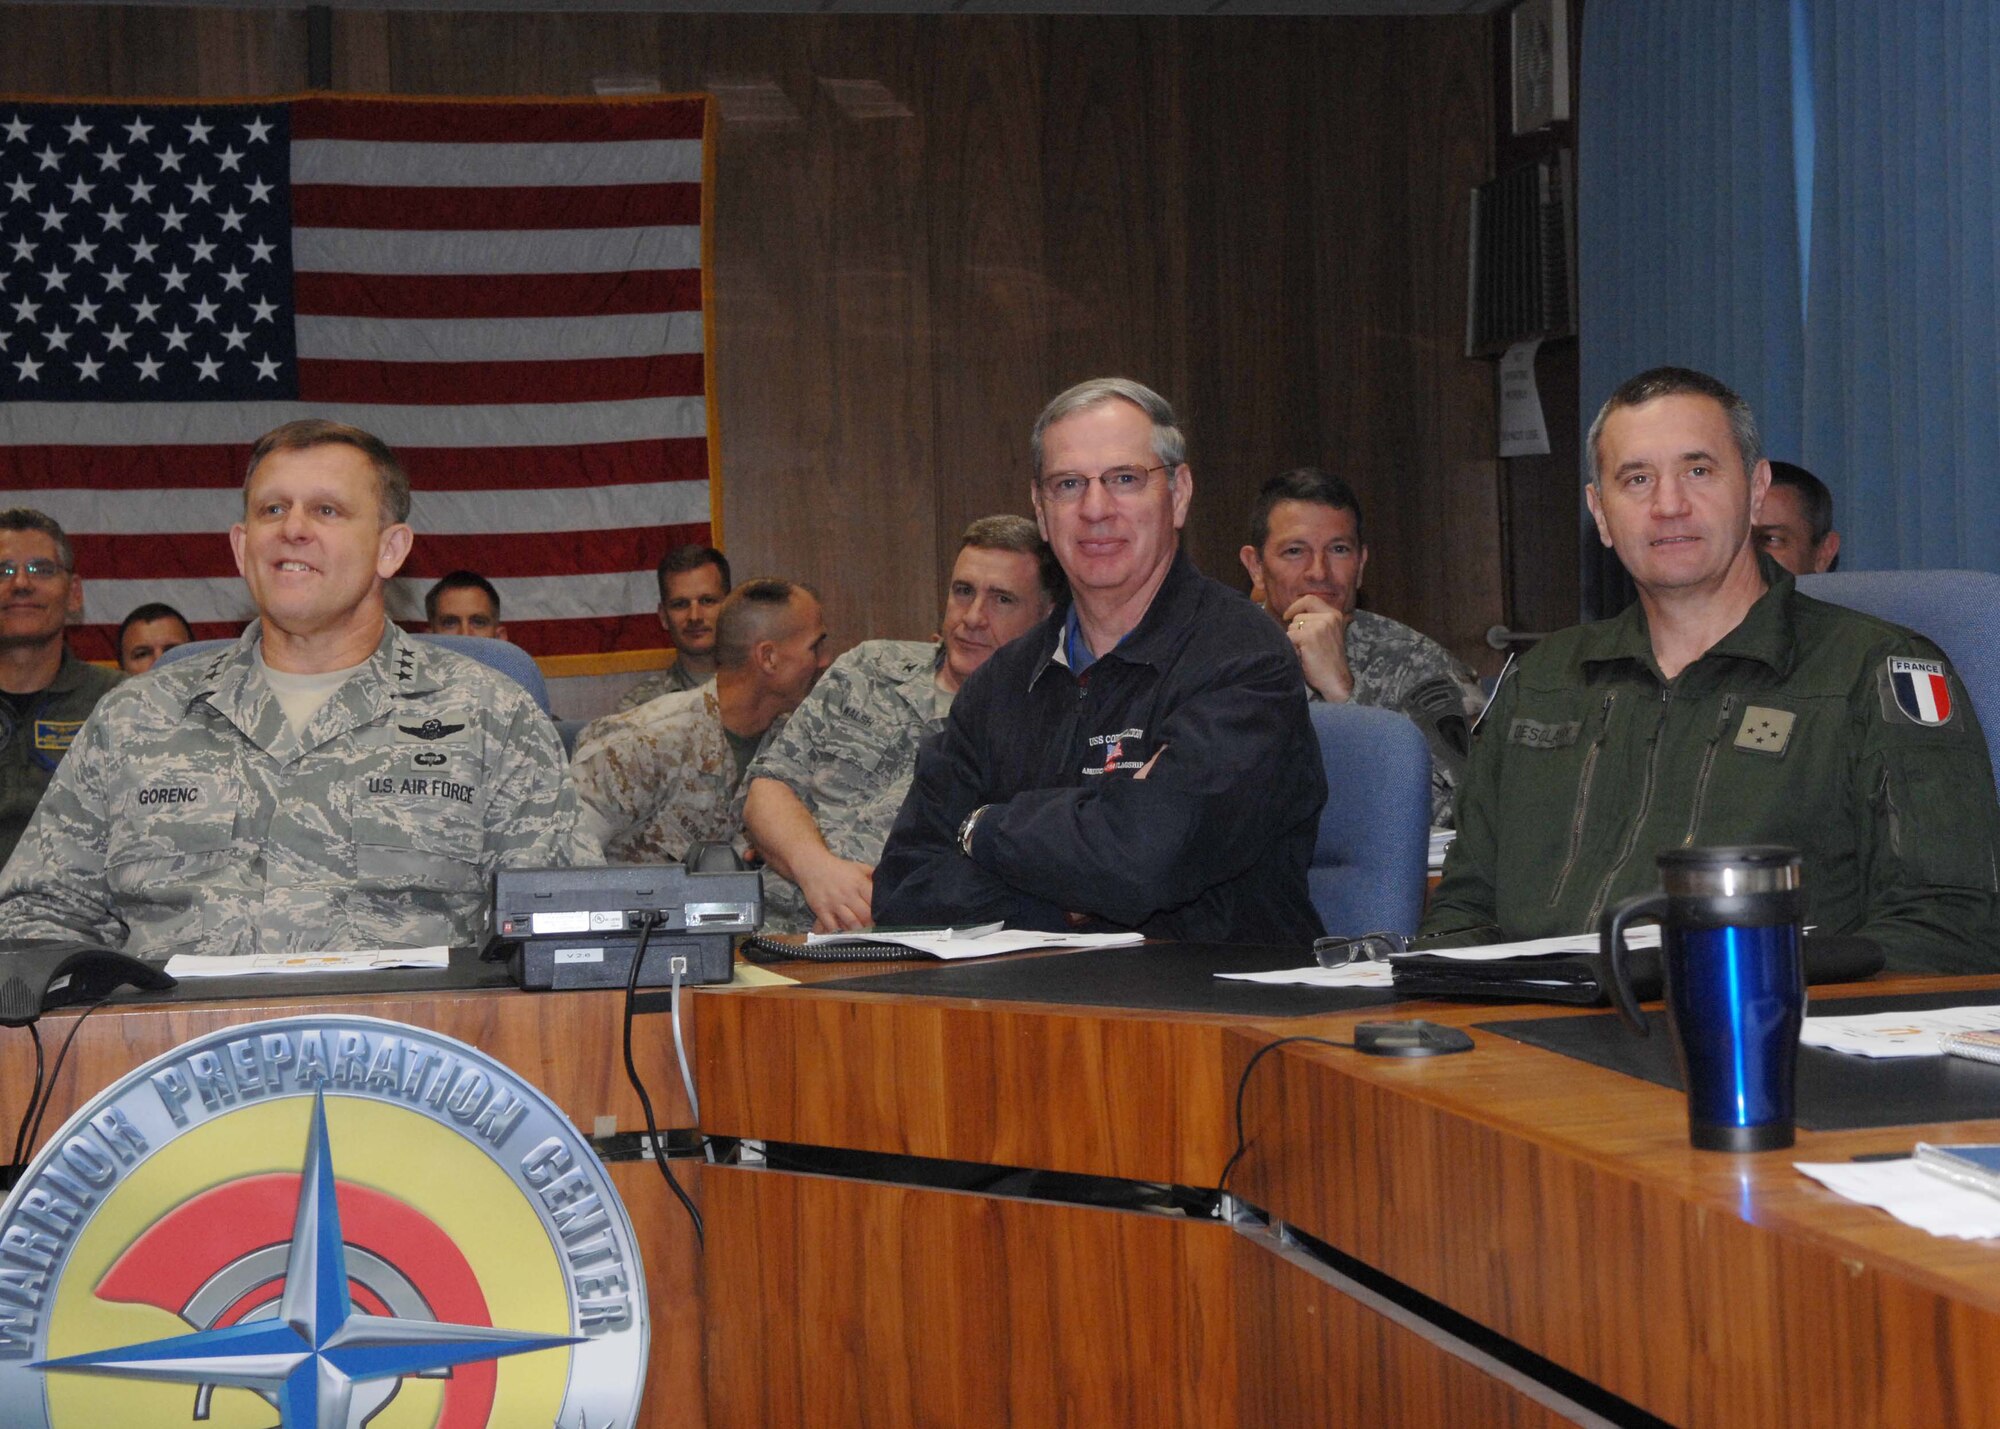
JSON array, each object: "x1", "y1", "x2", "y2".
[
  {"x1": 572, "y1": 577, "x2": 830, "y2": 863},
  {"x1": 746, "y1": 515, "x2": 1062, "y2": 932},
  {"x1": 0, "y1": 419, "x2": 591, "y2": 958},
  {"x1": 1424, "y1": 366, "x2": 2000, "y2": 972},
  {"x1": 873, "y1": 378, "x2": 1326, "y2": 942},
  {"x1": 0, "y1": 508, "x2": 121, "y2": 868}
]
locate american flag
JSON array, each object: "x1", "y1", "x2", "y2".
[{"x1": 0, "y1": 95, "x2": 715, "y2": 661}]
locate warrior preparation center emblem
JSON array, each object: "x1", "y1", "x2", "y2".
[{"x1": 0, "y1": 1015, "x2": 649, "y2": 1427}]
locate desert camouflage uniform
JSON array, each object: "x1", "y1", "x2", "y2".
[
  {"x1": 746, "y1": 640, "x2": 949, "y2": 932},
  {"x1": 572, "y1": 683, "x2": 778, "y2": 864},
  {"x1": 0, "y1": 623, "x2": 591, "y2": 959},
  {"x1": 1340, "y1": 609, "x2": 1486, "y2": 827},
  {"x1": 0, "y1": 649, "x2": 121, "y2": 869},
  {"x1": 614, "y1": 657, "x2": 708, "y2": 713}
]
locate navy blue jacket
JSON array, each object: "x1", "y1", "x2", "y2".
[{"x1": 873, "y1": 552, "x2": 1326, "y2": 944}]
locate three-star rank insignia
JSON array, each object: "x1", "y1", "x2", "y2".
[{"x1": 1734, "y1": 706, "x2": 1796, "y2": 755}]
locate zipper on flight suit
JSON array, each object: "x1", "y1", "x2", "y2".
[
  {"x1": 1679, "y1": 694, "x2": 1739, "y2": 847},
  {"x1": 1547, "y1": 691, "x2": 1618, "y2": 908},
  {"x1": 1584, "y1": 684, "x2": 1673, "y2": 929}
]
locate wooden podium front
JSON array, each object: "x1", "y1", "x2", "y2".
[{"x1": 0, "y1": 967, "x2": 707, "y2": 1429}]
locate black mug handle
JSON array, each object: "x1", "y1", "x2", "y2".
[{"x1": 1599, "y1": 891, "x2": 1668, "y2": 1035}]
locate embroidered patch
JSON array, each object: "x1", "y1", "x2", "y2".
[
  {"x1": 1734, "y1": 706, "x2": 1796, "y2": 755},
  {"x1": 32, "y1": 718, "x2": 85, "y2": 754},
  {"x1": 1080, "y1": 726, "x2": 1148, "y2": 777},
  {"x1": 1507, "y1": 717, "x2": 1580, "y2": 750},
  {"x1": 1887, "y1": 657, "x2": 1953, "y2": 726},
  {"x1": 397, "y1": 717, "x2": 468, "y2": 742}
]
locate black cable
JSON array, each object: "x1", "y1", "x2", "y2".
[
  {"x1": 21, "y1": 999, "x2": 109, "y2": 1174},
  {"x1": 1215, "y1": 1034, "x2": 1356, "y2": 1198},
  {"x1": 622, "y1": 913, "x2": 704, "y2": 1247},
  {"x1": 4, "y1": 1021, "x2": 45, "y2": 1191}
]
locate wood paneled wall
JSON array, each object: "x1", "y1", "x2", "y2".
[{"x1": 2, "y1": 6, "x2": 1507, "y2": 670}]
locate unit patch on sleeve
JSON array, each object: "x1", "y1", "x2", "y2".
[{"x1": 1886, "y1": 656, "x2": 1954, "y2": 727}]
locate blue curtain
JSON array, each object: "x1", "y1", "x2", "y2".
[
  {"x1": 1578, "y1": 0, "x2": 1806, "y2": 475},
  {"x1": 1801, "y1": 0, "x2": 2000, "y2": 570}
]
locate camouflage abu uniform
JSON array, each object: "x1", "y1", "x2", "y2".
[
  {"x1": 614, "y1": 657, "x2": 708, "y2": 713},
  {"x1": 746, "y1": 639, "x2": 950, "y2": 932},
  {"x1": 1339, "y1": 609, "x2": 1486, "y2": 827},
  {"x1": 0, "y1": 649, "x2": 121, "y2": 869},
  {"x1": 571, "y1": 683, "x2": 778, "y2": 863},
  {"x1": 0, "y1": 623, "x2": 591, "y2": 959}
]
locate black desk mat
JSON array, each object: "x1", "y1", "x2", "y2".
[
  {"x1": 1478, "y1": 987, "x2": 2000, "y2": 1131},
  {"x1": 102, "y1": 945, "x2": 513, "y2": 1006},
  {"x1": 812, "y1": 942, "x2": 1405, "y2": 1018}
]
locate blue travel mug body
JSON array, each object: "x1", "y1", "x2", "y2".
[{"x1": 1601, "y1": 846, "x2": 1807, "y2": 1152}]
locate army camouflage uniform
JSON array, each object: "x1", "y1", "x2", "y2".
[
  {"x1": 1423, "y1": 560, "x2": 2000, "y2": 973},
  {"x1": 0, "y1": 649, "x2": 121, "y2": 869},
  {"x1": 571, "y1": 683, "x2": 778, "y2": 864},
  {"x1": 614, "y1": 657, "x2": 708, "y2": 713},
  {"x1": 0, "y1": 623, "x2": 591, "y2": 959},
  {"x1": 1340, "y1": 609, "x2": 1486, "y2": 827},
  {"x1": 746, "y1": 639, "x2": 950, "y2": 932}
]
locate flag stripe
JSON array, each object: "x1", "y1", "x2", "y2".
[
  {"x1": 296, "y1": 353, "x2": 703, "y2": 405},
  {"x1": 293, "y1": 269, "x2": 700, "y2": 319},
  {"x1": 0, "y1": 438, "x2": 708, "y2": 491},
  {"x1": 290, "y1": 182, "x2": 702, "y2": 232},
  {"x1": 41, "y1": 480, "x2": 708, "y2": 538},
  {"x1": 291, "y1": 225, "x2": 700, "y2": 276},
  {"x1": 76, "y1": 609, "x2": 674, "y2": 661},
  {"x1": 291, "y1": 97, "x2": 706, "y2": 145},
  {"x1": 81, "y1": 572, "x2": 667, "y2": 627},
  {"x1": 292, "y1": 138, "x2": 701, "y2": 189},
  {"x1": 69, "y1": 522, "x2": 706, "y2": 582},
  {"x1": 0, "y1": 396, "x2": 706, "y2": 447},
  {"x1": 296, "y1": 312, "x2": 704, "y2": 363}
]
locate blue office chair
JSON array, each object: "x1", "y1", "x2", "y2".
[
  {"x1": 154, "y1": 633, "x2": 554, "y2": 716},
  {"x1": 1797, "y1": 570, "x2": 2000, "y2": 780},
  {"x1": 412, "y1": 634, "x2": 552, "y2": 715},
  {"x1": 1307, "y1": 701, "x2": 1433, "y2": 938}
]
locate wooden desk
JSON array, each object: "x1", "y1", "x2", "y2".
[
  {"x1": 15, "y1": 961, "x2": 2000, "y2": 1426},
  {"x1": 696, "y1": 965, "x2": 2000, "y2": 1428},
  {"x1": 1230, "y1": 978, "x2": 2000, "y2": 1428}
]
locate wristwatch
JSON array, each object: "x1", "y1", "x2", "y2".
[{"x1": 957, "y1": 805, "x2": 988, "y2": 858}]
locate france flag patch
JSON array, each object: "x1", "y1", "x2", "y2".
[{"x1": 1889, "y1": 656, "x2": 1954, "y2": 726}]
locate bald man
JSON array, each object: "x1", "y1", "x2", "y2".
[{"x1": 570, "y1": 578, "x2": 831, "y2": 863}]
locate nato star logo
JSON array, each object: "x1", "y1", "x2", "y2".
[{"x1": 34, "y1": 1090, "x2": 581, "y2": 1427}]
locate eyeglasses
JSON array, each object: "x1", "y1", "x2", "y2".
[
  {"x1": 1312, "y1": 931, "x2": 1412, "y2": 968},
  {"x1": 0, "y1": 559, "x2": 68, "y2": 582},
  {"x1": 1037, "y1": 465, "x2": 1169, "y2": 506}
]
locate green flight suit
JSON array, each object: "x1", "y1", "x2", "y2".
[
  {"x1": 0, "y1": 650, "x2": 121, "y2": 871},
  {"x1": 1424, "y1": 562, "x2": 2000, "y2": 973}
]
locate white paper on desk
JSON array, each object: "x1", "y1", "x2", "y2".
[
  {"x1": 163, "y1": 947, "x2": 450, "y2": 978},
  {"x1": 1799, "y1": 1004, "x2": 2000, "y2": 1059},
  {"x1": 1796, "y1": 1159, "x2": 2000, "y2": 1240},
  {"x1": 1217, "y1": 962, "x2": 1396, "y2": 989},
  {"x1": 1392, "y1": 926, "x2": 1660, "y2": 963},
  {"x1": 801, "y1": 926, "x2": 1144, "y2": 961}
]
